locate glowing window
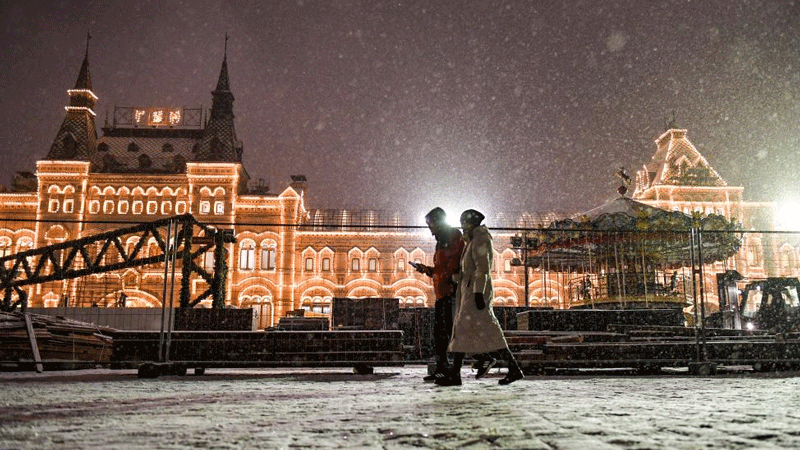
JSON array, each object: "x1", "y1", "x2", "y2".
[
  {"x1": 103, "y1": 200, "x2": 114, "y2": 214},
  {"x1": 368, "y1": 258, "x2": 377, "y2": 272},
  {"x1": 118, "y1": 201, "x2": 129, "y2": 214},
  {"x1": 397, "y1": 258, "x2": 405, "y2": 271},
  {"x1": 89, "y1": 200, "x2": 100, "y2": 214},
  {"x1": 504, "y1": 259, "x2": 512, "y2": 273},
  {"x1": 261, "y1": 248, "x2": 276, "y2": 270},
  {"x1": 48, "y1": 199, "x2": 60, "y2": 213},
  {"x1": 161, "y1": 202, "x2": 172, "y2": 215},
  {"x1": 239, "y1": 245, "x2": 254, "y2": 270},
  {"x1": 305, "y1": 257, "x2": 314, "y2": 271},
  {"x1": 351, "y1": 258, "x2": 360, "y2": 272},
  {"x1": 63, "y1": 199, "x2": 74, "y2": 213},
  {"x1": 146, "y1": 201, "x2": 157, "y2": 214},
  {"x1": 200, "y1": 201, "x2": 211, "y2": 214},
  {"x1": 214, "y1": 201, "x2": 224, "y2": 215},
  {"x1": 322, "y1": 257, "x2": 331, "y2": 271},
  {"x1": 132, "y1": 201, "x2": 143, "y2": 215},
  {"x1": 176, "y1": 202, "x2": 187, "y2": 214}
]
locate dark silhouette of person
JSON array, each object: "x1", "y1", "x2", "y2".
[
  {"x1": 437, "y1": 209, "x2": 524, "y2": 386},
  {"x1": 413, "y1": 207, "x2": 464, "y2": 382}
]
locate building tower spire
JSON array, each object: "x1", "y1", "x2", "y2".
[
  {"x1": 45, "y1": 35, "x2": 98, "y2": 160},
  {"x1": 195, "y1": 33, "x2": 243, "y2": 162}
]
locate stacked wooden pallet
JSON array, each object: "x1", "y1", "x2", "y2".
[
  {"x1": 276, "y1": 316, "x2": 330, "y2": 330},
  {"x1": 0, "y1": 312, "x2": 114, "y2": 369}
]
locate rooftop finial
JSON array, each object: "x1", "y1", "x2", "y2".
[
  {"x1": 665, "y1": 109, "x2": 678, "y2": 131},
  {"x1": 85, "y1": 31, "x2": 92, "y2": 58},
  {"x1": 224, "y1": 32, "x2": 229, "y2": 59}
]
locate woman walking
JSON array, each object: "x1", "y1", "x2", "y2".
[{"x1": 436, "y1": 209, "x2": 524, "y2": 386}]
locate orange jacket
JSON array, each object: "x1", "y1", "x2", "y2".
[{"x1": 430, "y1": 227, "x2": 464, "y2": 299}]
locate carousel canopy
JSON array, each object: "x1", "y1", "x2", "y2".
[{"x1": 529, "y1": 196, "x2": 742, "y2": 268}]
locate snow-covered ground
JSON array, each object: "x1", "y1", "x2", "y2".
[{"x1": 1, "y1": 366, "x2": 799, "y2": 449}]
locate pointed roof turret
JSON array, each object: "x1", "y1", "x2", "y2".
[
  {"x1": 74, "y1": 35, "x2": 92, "y2": 91},
  {"x1": 45, "y1": 35, "x2": 98, "y2": 161},
  {"x1": 632, "y1": 128, "x2": 726, "y2": 198},
  {"x1": 195, "y1": 34, "x2": 243, "y2": 163},
  {"x1": 215, "y1": 35, "x2": 230, "y2": 91},
  {"x1": 215, "y1": 56, "x2": 230, "y2": 91}
]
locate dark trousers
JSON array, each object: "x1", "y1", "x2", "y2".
[{"x1": 433, "y1": 295, "x2": 454, "y2": 370}]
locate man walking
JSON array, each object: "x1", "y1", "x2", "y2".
[{"x1": 414, "y1": 207, "x2": 464, "y2": 382}]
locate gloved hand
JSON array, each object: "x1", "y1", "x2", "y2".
[{"x1": 474, "y1": 292, "x2": 485, "y2": 310}]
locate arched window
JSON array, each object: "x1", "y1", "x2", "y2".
[
  {"x1": 260, "y1": 242, "x2": 277, "y2": 271},
  {"x1": 239, "y1": 241, "x2": 255, "y2": 270},
  {"x1": 0, "y1": 237, "x2": 12, "y2": 258}
]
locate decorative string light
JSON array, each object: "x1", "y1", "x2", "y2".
[
  {"x1": 67, "y1": 89, "x2": 98, "y2": 101},
  {"x1": 64, "y1": 106, "x2": 96, "y2": 116}
]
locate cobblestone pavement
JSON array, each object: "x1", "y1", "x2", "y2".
[{"x1": 1, "y1": 366, "x2": 800, "y2": 449}]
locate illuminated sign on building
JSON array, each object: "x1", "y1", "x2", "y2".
[{"x1": 113, "y1": 106, "x2": 202, "y2": 128}]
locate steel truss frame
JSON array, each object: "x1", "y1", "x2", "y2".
[{"x1": 0, "y1": 214, "x2": 236, "y2": 311}]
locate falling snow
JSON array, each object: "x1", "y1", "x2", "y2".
[{"x1": 1, "y1": 0, "x2": 799, "y2": 217}]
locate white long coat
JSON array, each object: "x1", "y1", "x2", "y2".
[{"x1": 448, "y1": 225, "x2": 509, "y2": 354}]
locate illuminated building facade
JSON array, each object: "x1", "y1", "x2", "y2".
[{"x1": 0, "y1": 51, "x2": 794, "y2": 328}]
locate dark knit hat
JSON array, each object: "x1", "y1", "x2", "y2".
[
  {"x1": 425, "y1": 207, "x2": 447, "y2": 223},
  {"x1": 459, "y1": 209, "x2": 485, "y2": 226}
]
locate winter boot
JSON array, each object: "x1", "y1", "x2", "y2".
[
  {"x1": 497, "y1": 348, "x2": 524, "y2": 385},
  {"x1": 435, "y1": 353, "x2": 463, "y2": 387}
]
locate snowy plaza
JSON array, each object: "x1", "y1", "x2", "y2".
[{"x1": 1, "y1": 366, "x2": 800, "y2": 450}]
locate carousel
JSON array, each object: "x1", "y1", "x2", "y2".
[{"x1": 517, "y1": 169, "x2": 742, "y2": 310}]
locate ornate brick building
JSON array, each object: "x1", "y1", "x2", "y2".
[{"x1": 0, "y1": 50, "x2": 793, "y2": 328}]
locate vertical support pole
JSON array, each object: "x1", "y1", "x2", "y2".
[
  {"x1": 641, "y1": 241, "x2": 648, "y2": 307},
  {"x1": 614, "y1": 239, "x2": 622, "y2": 308},
  {"x1": 158, "y1": 220, "x2": 173, "y2": 363},
  {"x1": 179, "y1": 218, "x2": 194, "y2": 309},
  {"x1": 165, "y1": 223, "x2": 180, "y2": 363},
  {"x1": 212, "y1": 231, "x2": 227, "y2": 309},
  {"x1": 522, "y1": 232, "x2": 529, "y2": 307},
  {"x1": 24, "y1": 313, "x2": 43, "y2": 373},
  {"x1": 697, "y1": 229, "x2": 707, "y2": 360},
  {"x1": 690, "y1": 228, "x2": 701, "y2": 362}
]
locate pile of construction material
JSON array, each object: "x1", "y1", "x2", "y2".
[{"x1": 0, "y1": 311, "x2": 114, "y2": 370}]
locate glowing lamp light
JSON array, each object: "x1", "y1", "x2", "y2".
[
  {"x1": 419, "y1": 206, "x2": 474, "y2": 228},
  {"x1": 775, "y1": 202, "x2": 800, "y2": 231}
]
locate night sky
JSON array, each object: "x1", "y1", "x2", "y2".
[{"x1": 2, "y1": 0, "x2": 799, "y2": 222}]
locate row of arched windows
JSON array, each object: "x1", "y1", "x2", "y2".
[
  {"x1": 237, "y1": 239, "x2": 278, "y2": 271},
  {"x1": 43, "y1": 183, "x2": 229, "y2": 216}
]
